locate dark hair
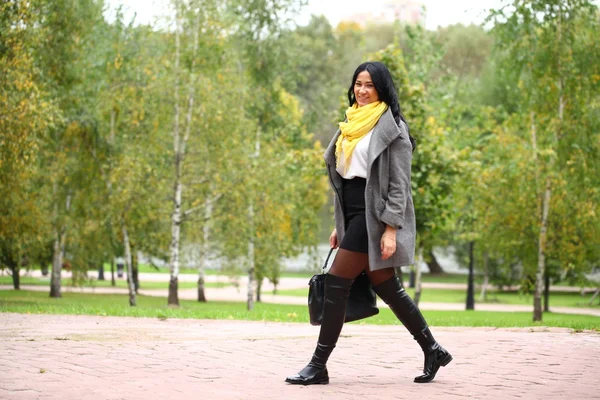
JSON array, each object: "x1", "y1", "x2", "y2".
[{"x1": 347, "y1": 61, "x2": 416, "y2": 151}]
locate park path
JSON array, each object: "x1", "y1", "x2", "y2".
[{"x1": 1, "y1": 313, "x2": 599, "y2": 400}]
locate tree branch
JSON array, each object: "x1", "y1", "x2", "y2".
[{"x1": 182, "y1": 194, "x2": 222, "y2": 217}]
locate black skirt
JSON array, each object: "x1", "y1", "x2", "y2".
[{"x1": 339, "y1": 177, "x2": 369, "y2": 254}]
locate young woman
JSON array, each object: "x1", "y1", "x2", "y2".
[{"x1": 285, "y1": 61, "x2": 452, "y2": 385}]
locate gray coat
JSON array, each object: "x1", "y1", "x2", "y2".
[{"x1": 324, "y1": 107, "x2": 416, "y2": 271}]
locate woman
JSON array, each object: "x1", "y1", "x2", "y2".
[{"x1": 285, "y1": 62, "x2": 452, "y2": 385}]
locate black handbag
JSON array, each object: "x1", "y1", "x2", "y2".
[{"x1": 308, "y1": 248, "x2": 379, "y2": 326}]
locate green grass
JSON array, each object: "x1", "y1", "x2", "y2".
[
  {"x1": 0, "y1": 290, "x2": 598, "y2": 330},
  {"x1": 0, "y1": 276, "x2": 230, "y2": 290},
  {"x1": 276, "y1": 287, "x2": 600, "y2": 308}
]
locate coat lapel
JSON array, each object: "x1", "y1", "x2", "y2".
[
  {"x1": 366, "y1": 107, "x2": 401, "y2": 177},
  {"x1": 323, "y1": 128, "x2": 340, "y2": 166},
  {"x1": 323, "y1": 128, "x2": 343, "y2": 193}
]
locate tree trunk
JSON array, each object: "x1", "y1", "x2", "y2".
[
  {"x1": 41, "y1": 262, "x2": 49, "y2": 276},
  {"x1": 425, "y1": 249, "x2": 444, "y2": 274},
  {"x1": 479, "y1": 250, "x2": 489, "y2": 302},
  {"x1": 168, "y1": 178, "x2": 182, "y2": 306},
  {"x1": 168, "y1": 9, "x2": 200, "y2": 307},
  {"x1": 110, "y1": 259, "x2": 115, "y2": 287},
  {"x1": 466, "y1": 241, "x2": 475, "y2": 310},
  {"x1": 132, "y1": 250, "x2": 139, "y2": 293},
  {"x1": 168, "y1": 14, "x2": 183, "y2": 307},
  {"x1": 98, "y1": 262, "x2": 105, "y2": 280},
  {"x1": 543, "y1": 270, "x2": 550, "y2": 312},
  {"x1": 533, "y1": 179, "x2": 551, "y2": 322},
  {"x1": 50, "y1": 227, "x2": 63, "y2": 298},
  {"x1": 197, "y1": 275, "x2": 206, "y2": 302},
  {"x1": 534, "y1": 6, "x2": 563, "y2": 323},
  {"x1": 413, "y1": 246, "x2": 423, "y2": 306},
  {"x1": 408, "y1": 266, "x2": 415, "y2": 288},
  {"x1": 246, "y1": 126, "x2": 260, "y2": 311},
  {"x1": 122, "y1": 221, "x2": 136, "y2": 306},
  {"x1": 246, "y1": 199, "x2": 256, "y2": 311},
  {"x1": 10, "y1": 265, "x2": 20, "y2": 290},
  {"x1": 256, "y1": 277, "x2": 262, "y2": 303},
  {"x1": 197, "y1": 194, "x2": 213, "y2": 302},
  {"x1": 50, "y1": 191, "x2": 70, "y2": 298}
]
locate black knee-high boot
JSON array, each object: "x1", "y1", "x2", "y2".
[
  {"x1": 374, "y1": 276, "x2": 452, "y2": 383},
  {"x1": 285, "y1": 274, "x2": 353, "y2": 385}
]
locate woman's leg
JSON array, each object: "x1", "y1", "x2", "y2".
[
  {"x1": 369, "y1": 268, "x2": 452, "y2": 383},
  {"x1": 285, "y1": 249, "x2": 368, "y2": 385}
]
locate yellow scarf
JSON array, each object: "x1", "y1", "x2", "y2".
[{"x1": 336, "y1": 101, "x2": 387, "y2": 174}]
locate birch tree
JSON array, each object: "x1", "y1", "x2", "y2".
[
  {"x1": 166, "y1": 0, "x2": 238, "y2": 306},
  {"x1": 489, "y1": 0, "x2": 600, "y2": 321}
]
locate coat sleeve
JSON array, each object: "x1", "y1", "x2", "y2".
[{"x1": 380, "y1": 135, "x2": 412, "y2": 230}]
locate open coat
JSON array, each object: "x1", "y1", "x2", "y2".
[{"x1": 324, "y1": 107, "x2": 416, "y2": 271}]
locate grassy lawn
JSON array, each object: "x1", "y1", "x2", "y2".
[
  {"x1": 0, "y1": 290, "x2": 598, "y2": 330},
  {"x1": 0, "y1": 276, "x2": 230, "y2": 290},
  {"x1": 276, "y1": 287, "x2": 599, "y2": 308}
]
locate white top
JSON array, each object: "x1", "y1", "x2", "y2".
[{"x1": 336, "y1": 129, "x2": 373, "y2": 179}]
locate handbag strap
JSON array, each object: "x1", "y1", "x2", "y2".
[{"x1": 322, "y1": 247, "x2": 335, "y2": 272}]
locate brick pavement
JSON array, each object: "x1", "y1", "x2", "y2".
[{"x1": 1, "y1": 313, "x2": 599, "y2": 400}]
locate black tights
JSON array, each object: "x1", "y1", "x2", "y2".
[{"x1": 328, "y1": 248, "x2": 395, "y2": 285}]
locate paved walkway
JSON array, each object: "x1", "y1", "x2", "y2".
[{"x1": 1, "y1": 313, "x2": 599, "y2": 400}]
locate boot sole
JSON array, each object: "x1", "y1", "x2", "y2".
[{"x1": 285, "y1": 377, "x2": 329, "y2": 385}]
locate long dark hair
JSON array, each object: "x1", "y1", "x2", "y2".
[{"x1": 347, "y1": 61, "x2": 416, "y2": 151}]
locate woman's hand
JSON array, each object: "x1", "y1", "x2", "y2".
[
  {"x1": 380, "y1": 226, "x2": 397, "y2": 260},
  {"x1": 329, "y1": 228, "x2": 339, "y2": 249}
]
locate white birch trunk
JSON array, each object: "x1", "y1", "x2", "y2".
[
  {"x1": 122, "y1": 221, "x2": 136, "y2": 306},
  {"x1": 533, "y1": 9, "x2": 563, "y2": 322},
  {"x1": 168, "y1": 178, "x2": 183, "y2": 306},
  {"x1": 246, "y1": 129, "x2": 261, "y2": 311},
  {"x1": 534, "y1": 179, "x2": 551, "y2": 321},
  {"x1": 168, "y1": 12, "x2": 183, "y2": 306},
  {"x1": 168, "y1": 8, "x2": 201, "y2": 306}
]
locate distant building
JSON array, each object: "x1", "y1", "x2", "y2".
[{"x1": 343, "y1": 0, "x2": 425, "y2": 27}]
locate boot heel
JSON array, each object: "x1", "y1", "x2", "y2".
[{"x1": 441, "y1": 354, "x2": 453, "y2": 367}]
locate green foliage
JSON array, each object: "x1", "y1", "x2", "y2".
[{"x1": 483, "y1": 0, "x2": 600, "y2": 288}]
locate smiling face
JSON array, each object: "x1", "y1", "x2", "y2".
[{"x1": 353, "y1": 70, "x2": 379, "y2": 107}]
